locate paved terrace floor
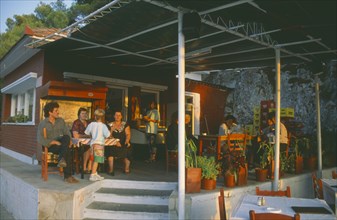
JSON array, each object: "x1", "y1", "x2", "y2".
[{"x1": 1, "y1": 146, "x2": 336, "y2": 219}]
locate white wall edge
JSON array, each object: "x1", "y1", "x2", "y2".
[{"x1": 0, "y1": 146, "x2": 38, "y2": 165}]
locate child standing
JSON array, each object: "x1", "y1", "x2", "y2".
[{"x1": 85, "y1": 109, "x2": 110, "y2": 181}]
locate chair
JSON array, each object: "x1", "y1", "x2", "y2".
[
  {"x1": 249, "y1": 210, "x2": 300, "y2": 220},
  {"x1": 285, "y1": 132, "x2": 292, "y2": 157},
  {"x1": 256, "y1": 186, "x2": 291, "y2": 197},
  {"x1": 227, "y1": 133, "x2": 247, "y2": 152},
  {"x1": 312, "y1": 172, "x2": 323, "y2": 199},
  {"x1": 41, "y1": 146, "x2": 64, "y2": 181},
  {"x1": 332, "y1": 170, "x2": 337, "y2": 179},
  {"x1": 41, "y1": 128, "x2": 63, "y2": 181},
  {"x1": 218, "y1": 188, "x2": 227, "y2": 220},
  {"x1": 165, "y1": 144, "x2": 178, "y2": 172}
]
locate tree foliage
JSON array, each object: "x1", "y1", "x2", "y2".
[{"x1": 0, "y1": 0, "x2": 115, "y2": 59}]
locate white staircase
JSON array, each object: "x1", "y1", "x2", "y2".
[{"x1": 83, "y1": 179, "x2": 178, "y2": 220}]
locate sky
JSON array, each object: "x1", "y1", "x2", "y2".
[{"x1": 0, "y1": 0, "x2": 74, "y2": 34}]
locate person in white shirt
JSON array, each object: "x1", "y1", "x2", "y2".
[
  {"x1": 218, "y1": 115, "x2": 237, "y2": 152},
  {"x1": 143, "y1": 101, "x2": 160, "y2": 162},
  {"x1": 85, "y1": 109, "x2": 111, "y2": 181},
  {"x1": 219, "y1": 115, "x2": 237, "y2": 136},
  {"x1": 266, "y1": 112, "x2": 288, "y2": 152}
]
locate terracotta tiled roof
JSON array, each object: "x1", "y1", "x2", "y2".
[{"x1": 25, "y1": 26, "x2": 64, "y2": 40}]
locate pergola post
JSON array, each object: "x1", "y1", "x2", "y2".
[
  {"x1": 315, "y1": 81, "x2": 323, "y2": 178},
  {"x1": 273, "y1": 48, "x2": 281, "y2": 191},
  {"x1": 177, "y1": 10, "x2": 186, "y2": 220}
]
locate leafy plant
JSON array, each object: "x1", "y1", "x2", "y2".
[
  {"x1": 280, "y1": 152, "x2": 295, "y2": 173},
  {"x1": 258, "y1": 141, "x2": 274, "y2": 169},
  {"x1": 185, "y1": 138, "x2": 198, "y2": 168},
  {"x1": 6, "y1": 113, "x2": 29, "y2": 123},
  {"x1": 221, "y1": 150, "x2": 246, "y2": 179},
  {"x1": 196, "y1": 156, "x2": 220, "y2": 180}
]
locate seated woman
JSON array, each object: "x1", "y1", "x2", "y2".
[
  {"x1": 105, "y1": 110, "x2": 131, "y2": 175},
  {"x1": 71, "y1": 107, "x2": 92, "y2": 174}
]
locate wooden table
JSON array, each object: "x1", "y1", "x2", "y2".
[
  {"x1": 72, "y1": 138, "x2": 119, "y2": 179},
  {"x1": 231, "y1": 194, "x2": 336, "y2": 220}
]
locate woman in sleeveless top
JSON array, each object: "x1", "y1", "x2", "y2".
[{"x1": 105, "y1": 110, "x2": 131, "y2": 175}]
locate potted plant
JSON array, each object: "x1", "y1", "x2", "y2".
[
  {"x1": 221, "y1": 150, "x2": 247, "y2": 187},
  {"x1": 257, "y1": 141, "x2": 275, "y2": 179},
  {"x1": 293, "y1": 137, "x2": 304, "y2": 173},
  {"x1": 185, "y1": 138, "x2": 202, "y2": 193},
  {"x1": 197, "y1": 156, "x2": 220, "y2": 190},
  {"x1": 6, "y1": 112, "x2": 29, "y2": 123},
  {"x1": 255, "y1": 143, "x2": 270, "y2": 182},
  {"x1": 302, "y1": 136, "x2": 317, "y2": 171}
]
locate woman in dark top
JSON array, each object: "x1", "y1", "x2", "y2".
[{"x1": 105, "y1": 110, "x2": 131, "y2": 175}]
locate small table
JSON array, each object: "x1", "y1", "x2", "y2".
[
  {"x1": 322, "y1": 179, "x2": 337, "y2": 214},
  {"x1": 231, "y1": 194, "x2": 335, "y2": 220},
  {"x1": 72, "y1": 138, "x2": 119, "y2": 179}
]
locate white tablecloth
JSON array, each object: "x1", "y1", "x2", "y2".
[
  {"x1": 231, "y1": 194, "x2": 336, "y2": 220},
  {"x1": 322, "y1": 179, "x2": 337, "y2": 214}
]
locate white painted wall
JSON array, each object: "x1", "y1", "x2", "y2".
[{"x1": 0, "y1": 169, "x2": 38, "y2": 220}]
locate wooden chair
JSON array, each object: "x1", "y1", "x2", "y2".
[
  {"x1": 249, "y1": 210, "x2": 300, "y2": 220},
  {"x1": 165, "y1": 144, "x2": 178, "y2": 172},
  {"x1": 256, "y1": 186, "x2": 291, "y2": 197},
  {"x1": 312, "y1": 172, "x2": 323, "y2": 199},
  {"x1": 227, "y1": 133, "x2": 246, "y2": 152},
  {"x1": 218, "y1": 188, "x2": 227, "y2": 220},
  {"x1": 285, "y1": 132, "x2": 292, "y2": 157},
  {"x1": 41, "y1": 128, "x2": 63, "y2": 181},
  {"x1": 332, "y1": 170, "x2": 337, "y2": 179}
]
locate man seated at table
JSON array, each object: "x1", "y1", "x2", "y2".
[
  {"x1": 218, "y1": 115, "x2": 237, "y2": 136},
  {"x1": 218, "y1": 115, "x2": 238, "y2": 152},
  {"x1": 37, "y1": 102, "x2": 79, "y2": 183}
]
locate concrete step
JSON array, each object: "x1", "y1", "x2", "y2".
[
  {"x1": 83, "y1": 180, "x2": 177, "y2": 220},
  {"x1": 94, "y1": 188, "x2": 173, "y2": 205},
  {"x1": 83, "y1": 209, "x2": 169, "y2": 220},
  {"x1": 101, "y1": 179, "x2": 177, "y2": 190}
]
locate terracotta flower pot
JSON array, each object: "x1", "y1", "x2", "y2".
[
  {"x1": 224, "y1": 173, "x2": 236, "y2": 188},
  {"x1": 306, "y1": 156, "x2": 317, "y2": 171},
  {"x1": 185, "y1": 167, "x2": 201, "y2": 193},
  {"x1": 255, "y1": 168, "x2": 268, "y2": 182},
  {"x1": 295, "y1": 156, "x2": 303, "y2": 174},
  {"x1": 201, "y1": 178, "x2": 216, "y2": 190},
  {"x1": 237, "y1": 164, "x2": 248, "y2": 186}
]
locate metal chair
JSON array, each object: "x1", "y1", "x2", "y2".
[
  {"x1": 256, "y1": 186, "x2": 291, "y2": 197},
  {"x1": 249, "y1": 210, "x2": 300, "y2": 220}
]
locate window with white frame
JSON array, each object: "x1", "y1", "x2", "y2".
[
  {"x1": 1, "y1": 72, "x2": 37, "y2": 123},
  {"x1": 9, "y1": 88, "x2": 35, "y2": 123}
]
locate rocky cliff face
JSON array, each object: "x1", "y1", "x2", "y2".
[{"x1": 204, "y1": 61, "x2": 337, "y2": 134}]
